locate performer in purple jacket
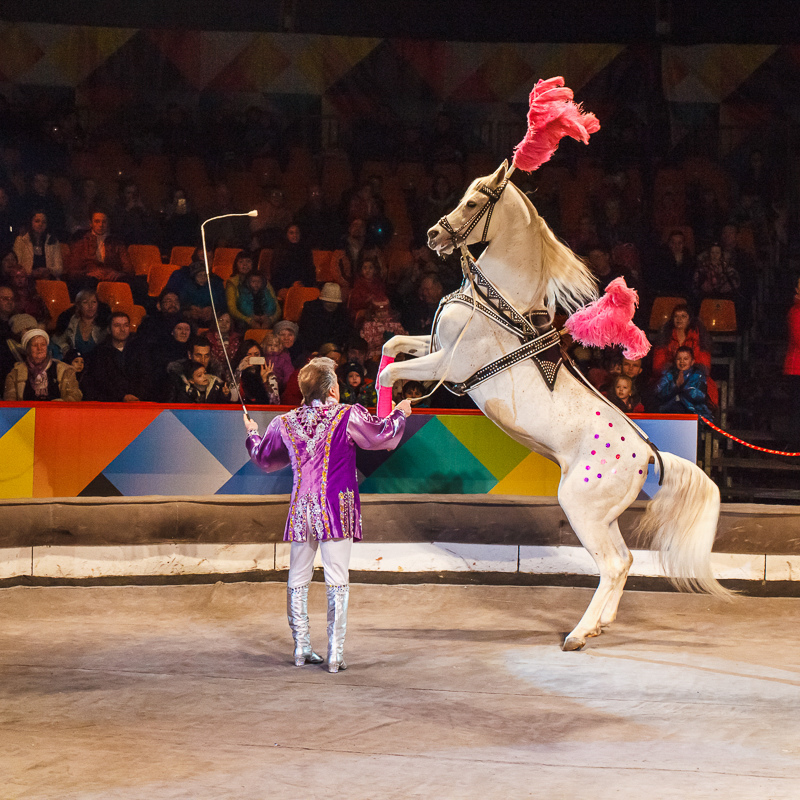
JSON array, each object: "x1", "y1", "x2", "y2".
[{"x1": 245, "y1": 357, "x2": 411, "y2": 672}]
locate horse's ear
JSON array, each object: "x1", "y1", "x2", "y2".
[
  {"x1": 488, "y1": 160, "x2": 508, "y2": 186},
  {"x1": 514, "y1": 183, "x2": 532, "y2": 227}
]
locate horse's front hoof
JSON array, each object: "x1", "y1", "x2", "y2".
[{"x1": 562, "y1": 636, "x2": 585, "y2": 651}]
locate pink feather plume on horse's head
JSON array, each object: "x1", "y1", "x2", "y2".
[{"x1": 512, "y1": 76, "x2": 600, "y2": 173}]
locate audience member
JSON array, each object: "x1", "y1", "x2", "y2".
[
  {"x1": 296, "y1": 282, "x2": 350, "y2": 355},
  {"x1": 784, "y1": 276, "x2": 800, "y2": 439},
  {"x1": 262, "y1": 331, "x2": 293, "y2": 392},
  {"x1": 62, "y1": 348, "x2": 86, "y2": 387},
  {"x1": 178, "y1": 263, "x2": 226, "y2": 325},
  {"x1": 66, "y1": 211, "x2": 135, "y2": 290},
  {"x1": 269, "y1": 223, "x2": 316, "y2": 292},
  {"x1": 6, "y1": 264, "x2": 47, "y2": 321},
  {"x1": 274, "y1": 319, "x2": 303, "y2": 368},
  {"x1": 360, "y1": 299, "x2": 406, "y2": 363},
  {"x1": 52, "y1": 289, "x2": 107, "y2": 358},
  {"x1": 347, "y1": 255, "x2": 389, "y2": 323},
  {"x1": 4, "y1": 328, "x2": 81, "y2": 401},
  {"x1": 13, "y1": 211, "x2": 63, "y2": 279},
  {"x1": 225, "y1": 251, "x2": 257, "y2": 330},
  {"x1": 693, "y1": 243, "x2": 740, "y2": 301},
  {"x1": 206, "y1": 311, "x2": 240, "y2": 369},
  {"x1": 161, "y1": 188, "x2": 200, "y2": 253},
  {"x1": 651, "y1": 303, "x2": 711, "y2": 376},
  {"x1": 174, "y1": 360, "x2": 230, "y2": 404},
  {"x1": 607, "y1": 374, "x2": 644, "y2": 414},
  {"x1": 233, "y1": 339, "x2": 280, "y2": 404},
  {"x1": 110, "y1": 180, "x2": 159, "y2": 246},
  {"x1": 251, "y1": 187, "x2": 292, "y2": 249},
  {"x1": 650, "y1": 229, "x2": 694, "y2": 297},
  {"x1": 19, "y1": 172, "x2": 66, "y2": 238},
  {"x1": 236, "y1": 271, "x2": 280, "y2": 329},
  {"x1": 333, "y1": 218, "x2": 367, "y2": 286},
  {"x1": 135, "y1": 289, "x2": 182, "y2": 344},
  {"x1": 401, "y1": 274, "x2": 444, "y2": 335},
  {"x1": 165, "y1": 335, "x2": 223, "y2": 401},
  {"x1": 65, "y1": 178, "x2": 105, "y2": 238},
  {"x1": 82, "y1": 311, "x2": 153, "y2": 402},
  {"x1": 654, "y1": 346, "x2": 713, "y2": 418},
  {"x1": 0, "y1": 284, "x2": 15, "y2": 337}
]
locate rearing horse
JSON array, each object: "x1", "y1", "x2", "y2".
[{"x1": 379, "y1": 160, "x2": 727, "y2": 651}]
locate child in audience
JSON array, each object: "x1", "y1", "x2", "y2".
[
  {"x1": 359, "y1": 299, "x2": 406, "y2": 363},
  {"x1": 654, "y1": 346, "x2": 714, "y2": 418},
  {"x1": 262, "y1": 331, "x2": 293, "y2": 393},
  {"x1": 237, "y1": 271, "x2": 280, "y2": 329},
  {"x1": 179, "y1": 361, "x2": 230, "y2": 403},
  {"x1": 608, "y1": 374, "x2": 644, "y2": 414},
  {"x1": 402, "y1": 380, "x2": 430, "y2": 408}
]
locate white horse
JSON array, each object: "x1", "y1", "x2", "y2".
[{"x1": 379, "y1": 160, "x2": 727, "y2": 651}]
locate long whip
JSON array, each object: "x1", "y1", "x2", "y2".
[{"x1": 200, "y1": 210, "x2": 258, "y2": 419}]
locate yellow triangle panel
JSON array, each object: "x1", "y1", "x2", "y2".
[
  {"x1": 0, "y1": 408, "x2": 35, "y2": 499},
  {"x1": 489, "y1": 449, "x2": 561, "y2": 497}
]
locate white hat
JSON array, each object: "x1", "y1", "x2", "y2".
[
  {"x1": 21, "y1": 328, "x2": 49, "y2": 349},
  {"x1": 319, "y1": 282, "x2": 343, "y2": 303}
]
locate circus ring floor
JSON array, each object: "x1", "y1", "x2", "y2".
[{"x1": 3, "y1": 581, "x2": 799, "y2": 799}]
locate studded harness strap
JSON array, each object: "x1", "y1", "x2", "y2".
[
  {"x1": 431, "y1": 253, "x2": 565, "y2": 395},
  {"x1": 437, "y1": 180, "x2": 509, "y2": 247}
]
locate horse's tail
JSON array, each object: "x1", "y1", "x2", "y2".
[{"x1": 636, "y1": 451, "x2": 733, "y2": 598}]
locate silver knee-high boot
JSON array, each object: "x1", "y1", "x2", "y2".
[
  {"x1": 287, "y1": 585, "x2": 323, "y2": 666},
  {"x1": 326, "y1": 584, "x2": 349, "y2": 673}
]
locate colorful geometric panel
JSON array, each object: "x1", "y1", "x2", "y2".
[
  {"x1": 216, "y1": 460, "x2": 293, "y2": 495},
  {"x1": 0, "y1": 409, "x2": 35, "y2": 499},
  {"x1": 438, "y1": 415, "x2": 529, "y2": 481},
  {"x1": 489, "y1": 450, "x2": 561, "y2": 497},
  {"x1": 32, "y1": 406, "x2": 160, "y2": 498},
  {"x1": 0, "y1": 407, "x2": 33, "y2": 439},
  {"x1": 355, "y1": 414, "x2": 432, "y2": 478},
  {"x1": 102, "y1": 411, "x2": 231, "y2": 496},
  {"x1": 208, "y1": 32, "x2": 291, "y2": 92},
  {"x1": 359, "y1": 416, "x2": 497, "y2": 494},
  {"x1": 172, "y1": 408, "x2": 263, "y2": 475}
]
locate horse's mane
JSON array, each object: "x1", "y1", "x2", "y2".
[{"x1": 515, "y1": 186, "x2": 598, "y2": 313}]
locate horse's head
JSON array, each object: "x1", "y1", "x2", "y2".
[{"x1": 427, "y1": 160, "x2": 530, "y2": 255}]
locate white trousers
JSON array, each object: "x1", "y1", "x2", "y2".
[{"x1": 287, "y1": 537, "x2": 352, "y2": 589}]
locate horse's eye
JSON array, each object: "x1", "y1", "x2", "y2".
[{"x1": 466, "y1": 201, "x2": 477, "y2": 208}]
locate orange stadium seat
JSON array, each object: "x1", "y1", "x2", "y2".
[
  {"x1": 148, "y1": 264, "x2": 180, "y2": 297},
  {"x1": 128, "y1": 244, "x2": 162, "y2": 276},
  {"x1": 35, "y1": 280, "x2": 72, "y2": 328},
  {"x1": 283, "y1": 286, "x2": 320, "y2": 322},
  {"x1": 649, "y1": 296, "x2": 687, "y2": 331},
  {"x1": 96, "y1": 281, "x2": 134, "y2": 313}
]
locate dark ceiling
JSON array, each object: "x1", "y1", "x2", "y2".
[{"x1": 2, "y1": 0, "x2": 800, "y2": 44}]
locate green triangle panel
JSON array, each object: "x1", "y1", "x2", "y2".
[
  {"x1": 437, "y1": 414, "x2": 530, "y2": 481},
  {"x1": 358, "y1": 417, "x2": 497, "y2": 494}
]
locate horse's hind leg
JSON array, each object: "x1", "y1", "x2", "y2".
[
  {"x1": 598, "y1": 519, "x2": 632, "y2": 628},
  {"x1": 559, "y1": 505, "x2": 632, "y2": 651}
]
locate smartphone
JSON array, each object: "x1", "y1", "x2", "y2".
[
  {"x1": 177, "y1": 198, "x2": 187, "y2": 211},
  {"x1": 250, "y1": 356, "x2": 266, "y2": 365}
]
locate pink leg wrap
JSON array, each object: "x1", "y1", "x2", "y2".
[{"x1": 376, "y1": 354, "x2": 395, "y2": 417}]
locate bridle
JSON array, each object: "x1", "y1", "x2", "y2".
[{"x1": 436, "y1": 179, "x2": 509, "y2": 247}]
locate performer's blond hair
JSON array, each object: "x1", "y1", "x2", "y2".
[{"x1": 298, "y1": 357, "x2": 337, "y2": 403}]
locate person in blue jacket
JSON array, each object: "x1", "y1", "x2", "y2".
[{"x1": 655, "y1": 345, "x2": 714, "y2": 419}]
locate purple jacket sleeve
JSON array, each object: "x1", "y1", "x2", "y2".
[
  {"x1": 246, "y1": 415, "x2": 291, "y2": 472},
  {"x1": 347, "y1": 404, "x2": 406, "y2": 451}
]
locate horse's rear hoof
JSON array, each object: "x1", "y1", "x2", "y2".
[{"x1": 562, "y1": 636, "x2": 585, "y2": 651}]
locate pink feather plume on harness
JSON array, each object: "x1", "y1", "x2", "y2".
[
  {"x1": 512, "y1": 76, "x2": 600, "y2": 172},
  {"x1": 564, "y1": 277, "x2": 651, "y2": 361}
]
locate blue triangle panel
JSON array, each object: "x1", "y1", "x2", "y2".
[
  {"x1": 103, "y1": 411, "x2": 231, "y2": 496},
  {"x1": 172, "y1": 409, "x2": 281, "y2": 475},
  {"x1": 0, "y1": 407, "x2": 33, "y2": 439},
  {"x1": 216, "y1": 461, "x2": 294, "y2": 495}
]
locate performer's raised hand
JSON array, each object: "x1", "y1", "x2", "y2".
[
  {"x1": 244, "y1": 413, "x2": 259, "y2": 434},
  {"x1": 396, "y1": 399, "x2": 413, "y2": 417}
]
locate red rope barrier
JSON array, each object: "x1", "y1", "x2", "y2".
[{"x1": 699, "y1": 416, "x2": 800, "y2": 457}]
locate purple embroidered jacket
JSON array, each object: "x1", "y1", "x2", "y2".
[{"x1": 246, "y1": 401, "x2": 406, "y2": 542}]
